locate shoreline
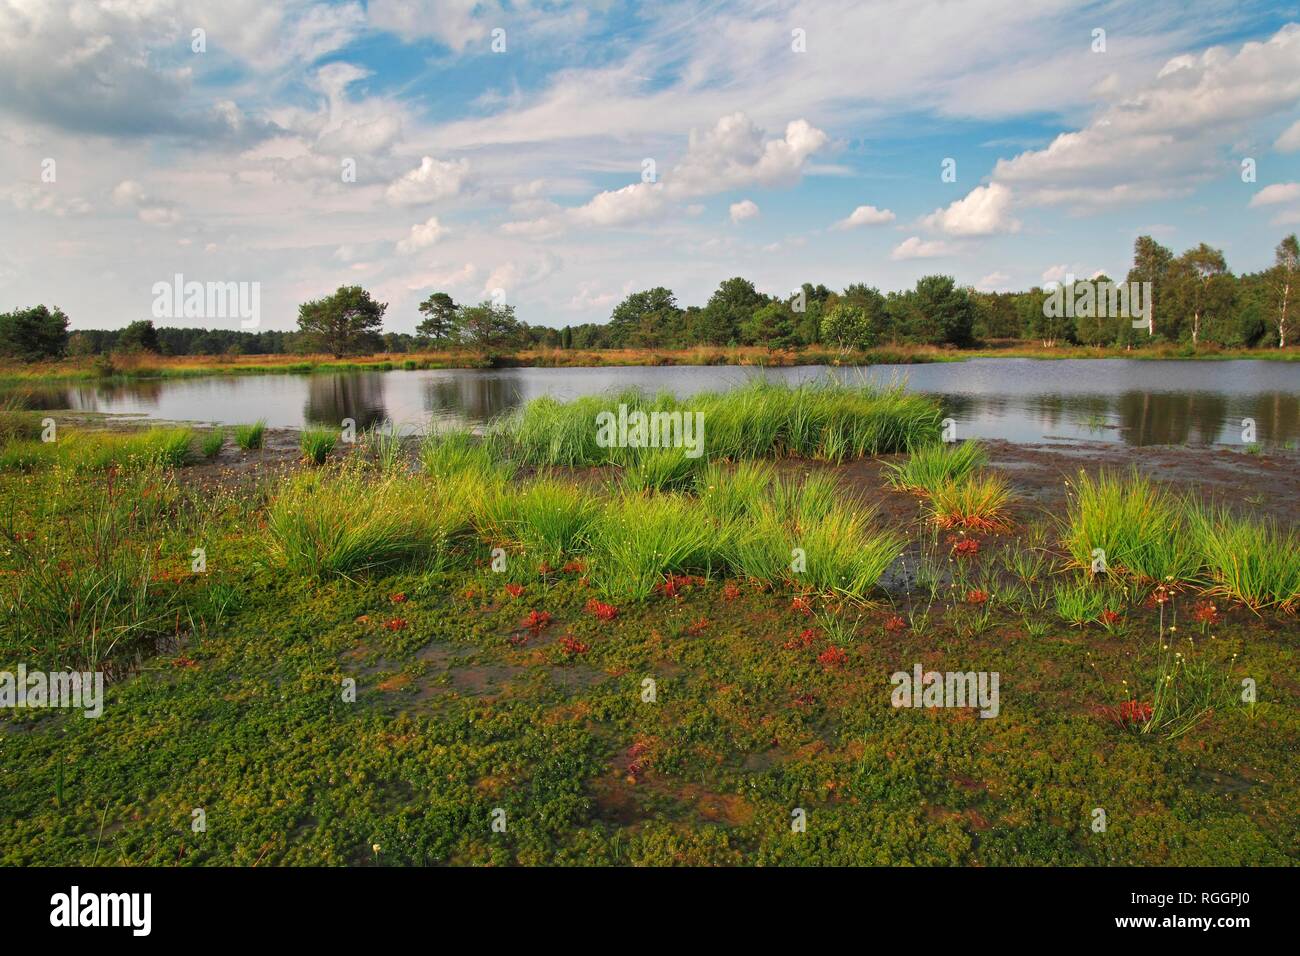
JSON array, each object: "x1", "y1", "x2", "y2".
[{"x1": 2, "y1": 343, "x2": 1297, "y2": 387}]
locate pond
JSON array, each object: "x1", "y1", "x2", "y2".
[{"x1": 8, "y1": 358, "x2": 1299, "y2": 447}]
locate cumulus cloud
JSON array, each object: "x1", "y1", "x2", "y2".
[
  {"x1": 921, "y1": 183, "x2": 1018, "y2": 236},
  {"x1": 667, "y1": 114, "x2": 828, "y2": 198},
  {"x1": 891, "y1": 236, "x2": 952, "y2": 260},
  {"x1": 833, "y1": 204, "x2": 895, "y2": 229},
  {"x1": 729, "y1": 199, "x2": 759, "y2": 223},
  {"x1": 504, "y1": 112, "x2": 826, "y2": 235},
  {"x1": 975, "y1": 271, "x2": 1011, "y2": 291},
  {"x1": 571, "y1": 182, "x2": 667, "y2": 226},
  {"x1": 1249, "y1": 183, "x2": 1300, "y2": 206},
  {"x1": 992, "y1": 24, "x2": 1300, "y2": 208},
  {"x1": 396, "y1": 216, "x2": 446, "y2": 253},
  {"x1": 385, "y1": 156, "x2": 471, "y2": 205}
]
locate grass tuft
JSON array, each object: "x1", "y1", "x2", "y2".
[{"x1": 234, "y1": 419, "x2": 266, "y2": 450}]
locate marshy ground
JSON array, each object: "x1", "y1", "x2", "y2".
[{"x1": 1, "y1": 389, "x2": 1297, "y2": 866}]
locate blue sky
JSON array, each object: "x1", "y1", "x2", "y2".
[{"x1": 3, "y1": 0, "x2": 1300, "y2": 333}]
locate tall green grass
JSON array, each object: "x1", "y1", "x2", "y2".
[
  {"x1": 793, "y1": 504, "x2": 904, "y2": 600},
  {"x1": 884, "y1": 440, "x2": 988, "y2": 494},
  {"x1": 2, "y1": 465, "x2": 192, "y2": 669},
  {"x1": 299, "y1": 427, "x2": 337, "y2": 465},
  {"x1": 1189, "y1": 506, "x2": 1300, "y2": 611},
  {"x1": 492, "y1": 378, "x2": 941, "y2": 467},
  {"x1": 695, "y1": 460, "x2": 775, "y2": 523},
  {"x1": 419, "y1": 429, "x2": 512, "y2": 482},
  {"x1": 234, "y1": 420, "x2": 266, "y2": 450},
  {"x1": 364, "y1": 424, "x2": 405, "y2": 473},
  {"x1": 618, "y1": 446, "x2": 702, "y2": 493},
  {"x1": 266, "y1": 469, "x2": 469, "y2": 578},
  {"x1": 0, "y1": 427, "x2": 194, "y2": 472},
  {"x1": 201, "y1": 427, "x2": 226, "y2": 458},
  {"x1": 925, "y1": 471, "x2": 1015, "y2": 531},
  {"x1": 480, "y1": 476, "x2": 600, "y2": 566},
  {"x1": 1061, "y1": 470, "x2": 1199, "y2": 582},
  {"x1": 589, "y1": 494, "x2": 726, "y2": 600}
]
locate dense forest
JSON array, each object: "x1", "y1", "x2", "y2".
[{"x1": 2, "y1": 234, "x2": 1296, "y2": 361}]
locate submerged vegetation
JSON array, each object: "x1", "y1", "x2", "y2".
[{"x1": 1, "y1": 383, "x2": 1296, "y2": 866}]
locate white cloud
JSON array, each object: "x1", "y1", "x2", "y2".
[
  {"x1": 729, "y1": 199, "x2": 759, "y2": 223},
  {"x1": 833, "y1": 204, "x2": 895, "y2": 229},
  {"x1": 571, "y1": 182, "x2": 666, "y2": 226},
  {"x1": 667, "y1": 114, "x2": 827, "y2": 198},
  {"x1": 993, "y1": 24, "x2": 1300, "y2": 208},
  {"x1": 891, "y1": 236, "x2": 952, "y2": 260},
  {"x1": 921, "y1": 183, "x2": 1018, "y2": 236},
  {"x1": 1277, "y1": 119, "x2": 1300, "y2": 152},
  {"x1": 1249, "y1": 182, "x2": 1300, "y2": 206},
  {"x1": 975, "y1": 271, "x2": 1011, "y2": 292},
  {"x1": 396, "y1": 216, "x2": 445, "y2": 253},
  {"x1": 367, "y1": 0, "x2": 494, "y2": 52},
  {"x1": 385, "y1": 156, "x2": 471, "y2": 205},
  {"x1": 502, "y1": 112, "x2": 825, "y2": 235}
]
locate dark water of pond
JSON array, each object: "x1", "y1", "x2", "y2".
[{"x1": 6, "y1": 359, "x2": 1299, "y2": 447}]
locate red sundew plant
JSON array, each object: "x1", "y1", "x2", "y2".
[
  {"x1": 818, "y1": 646, "x2": 849, "y2": 670},
  {"x1": 383, "y1": 618, "x2": 408, "y2": 631},
  {"x1": 965, "y1": 589, "x2": 989, "y2": 605},
  {"x1": 504, "y1": 583, "x2": 524, "y2": 598},
  {"x1": 522, "y1": 609, "x2": 552, "y2": 631},
  {"x1": 508, "y1": 633, "x2": 529, "y2": 648},
  {"x1": 626, "y1": 740, "x2": 651, "y2": 779},
  {"x1": 657, "y1": 573, "x2": 703, "y2": 598},
  {"x1": 171, "y1": 655, "x2": 198, "y2": 669},
  {"x1": 884, "y1": 615, "x2": 907, "y2": 633},
  {"x1": 389, "y1": 592, "x2": 407, "y2": 604},
  {"x1": 562, "y1": 559, "x2": 586, "y2": 574},
  {"x1": 952, "y1": 537, "x2": 981, "y2": 557},
  {"x1": 1099, "y1": 609, "x2": 1122, "y2": 628},
  {"x1": 463, "y1": 588, "x2": 476, "y2": 601},
  {"x1": 687, "y1": 618, "x2": 710, "y2": 636},
  {"x1": 722, "y1": 582, "x2": 742, "y2": 601},
  {"x1": 559, "y1": 636, "x2": 589, "y2": 657},
  {"x1": 1101, "y1": 699, "x2": 1154, "y2": 728},
  {"x1": 1193, "y1": 601, "x2": 1220, "y2": 625},
  {"x1": 783, "y1": 627, "x2": 818, "y2": 650},
  {"x1": 585, "y1": 598, "x2": 618, "y2": 621},
  {"x1": 791, "y1": 596, "x2": 813, "y2": 616},
  {"x1": 792, "y1": 693, "x2": 816, "y2": 708}
]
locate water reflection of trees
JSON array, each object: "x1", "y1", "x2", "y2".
[
  {"x1": 1243, "y1": 392, "x2": 1300, "y2": 445},
  {"x1": 304, "y1": 373, "x2": 387, "y2": 429},
  {"x1": 422, "y1": 375, "x2": 524, "y2": 425},
  {"x1": 0, "y1": 385, "x2": 73, "y2": 410},
  {"x1": 92, "y1": 379, "x2": 166, "y2": 404},
  {"x1": 1115, "y1": 391, "x2": 1228, "y2": 445}
]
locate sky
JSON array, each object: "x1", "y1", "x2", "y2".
[{"x1": 3, "y1": 0, "x2": 1300, "y2": 334}]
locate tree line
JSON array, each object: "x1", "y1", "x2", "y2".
[{"x1": 2, "y1": 234, "x2": 1295, "y2": 362}]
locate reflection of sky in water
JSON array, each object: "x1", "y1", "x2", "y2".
[{"x1": 11, "y1": 358, "x2": 1300, "y2": 447}]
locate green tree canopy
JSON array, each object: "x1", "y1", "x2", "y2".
[
  {"x1": 0, "y1": 304, "x2": 70, "y2": 362},
  {"x1": 458, "y1": 300, "x2": 520, "y2": 352},
  {"x1": 416, "y1": 292, "x2": 459, "y2": 346},
  {"x1": 297, "y1": 285, "x2": 387, "y2": 358},
  {"x1": 117, "y1": 319, "x2": 161, "y2": 354}
]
